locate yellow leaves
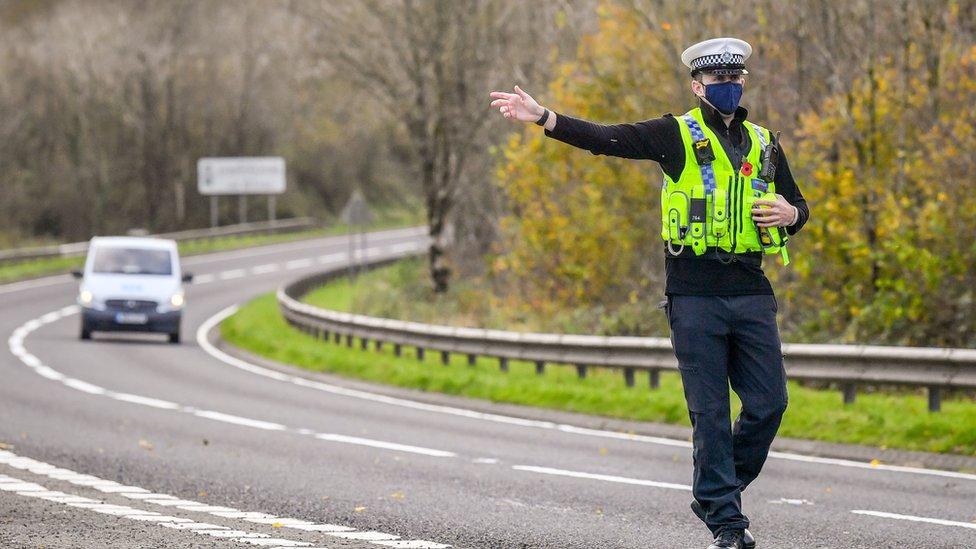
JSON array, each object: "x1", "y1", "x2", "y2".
[
  {"x1": 354, "y1": 506, "x2": 366, "y2": 513},
  {"x1": 138, "y1": 439, "x2": 154, "y2": 451},
  {"x1": 389, "y1": 491, "x2": 406, "y2": 501}
]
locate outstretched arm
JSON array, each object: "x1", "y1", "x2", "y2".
[{"x1": 489, "y1": 85, "x2": 680, "y2": 163}]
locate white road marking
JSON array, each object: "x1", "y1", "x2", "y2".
[
  {"x1": 512, "y1": 465, "x2": 692, "y2": 492},
  {"x1": 252, "y1": 263, "x2": 280, "y2": 275},
  {"x1": 769, "y1": 498, "x2": 815, "y2": 505},
  {"x1": 192, "y1": 273, "x2": 215, "y2": 284},
  {"x1": 110, "y1": 392, "x2": 181, "y2": 409},
  {"x1": 328, "y1": 531, "x2": 400, "y2": 541},
  {"x1": 318, "y1": 252, "x2": 346, "y2": 263},
  {"x1": 315, "y1": 433, "x2": 456, "y2": 458},
  {"x1": 852, "y1": 509, "x2": 976, "y2": 530},
  {"x1": 285, "y1": 258, "x2": 313, "y2": 270},
  {"x1": 373, "y1": 542, "x2": 453, "y2": 549},
  {"x1": 219, "y1": 268, "x2": 246, "y2": 280},
  {"x1": 192, "y1": 410, "x2": 287, "y2": 431},
  {"x1": 181, "y1": 226, "x2": 426, "y2": 266},
  {"x1": 0, "y1": 449, "x2": 452, "y2": 548},
  {"x1": 197, "y1": 304, "x2": 976, "y2": 484},
  {"x1": 10, "y1": 306, "x2": 456, "y2": 458},
  {"x1": 63, "y1": 378, "x2": 105, "y2": 395},
  {"x1": 390, "y1": 242, "x2": 420, "y2": 253}
]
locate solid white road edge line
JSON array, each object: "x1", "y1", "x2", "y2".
[
  {"x1": 0, "y1": 451, "x2": 451, "y2": 548},
  {"x1": 8, "y1": 305, "x2": 456, "y2": 459},
  {"x1": 198, "y1": 305, "x2": 976, "y2": 484}
]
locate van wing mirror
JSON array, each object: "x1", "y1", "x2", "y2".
[
  {"x1": 181, "y1": 272, "x2": 194, "y2": 283},
  {"x1": 71, "y1": 269, "x2": 83, "y2": 279}
]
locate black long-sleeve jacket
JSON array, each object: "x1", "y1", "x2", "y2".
[{"x1": 543, "y1": 100, "x2": 810, "y2": 296}]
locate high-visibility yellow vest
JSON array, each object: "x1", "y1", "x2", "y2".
[{"x1": 660, "y1": 107, "x2": 790, "y2": 265}]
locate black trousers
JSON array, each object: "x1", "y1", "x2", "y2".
[{"x1": 665, "y1": 294, "x2": 789, "y2": 536}]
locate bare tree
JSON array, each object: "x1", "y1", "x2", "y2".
[{"x1": 296, "y1": 0, "x2": 560, "y2": 292}]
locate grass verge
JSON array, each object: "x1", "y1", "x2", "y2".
[{"x1": 221, "y1": 287, "x2": 976, "y2": 457}]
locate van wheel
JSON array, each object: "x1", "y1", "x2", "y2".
[
  {"x1": 80, "y1": 322, "x2": 92, "y2": 340},
  {"x1": 168, "y1": 332, "x2": 180, "y2": 344}
]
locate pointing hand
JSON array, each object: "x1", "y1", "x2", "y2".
[{"x1": 489, "y1": 85, "x2": 545, "y2": 123}]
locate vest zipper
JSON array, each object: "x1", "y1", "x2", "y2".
[
  {"x1": 729, "y1": 174, "x2": 738, "y2": 253},
  {"x1": 737, "y1": 172, "x2": 745, "y2": 235}
]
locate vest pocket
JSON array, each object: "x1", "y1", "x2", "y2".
[
  {"x1": 709, "y1": 188, "x2": 728, "y2": 239},
  {"x1": 665, "y1": 190, "x2": 690, "y2": 243}
]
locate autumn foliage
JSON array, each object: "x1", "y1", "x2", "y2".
[{"x1": 494, "y1": 1, "x2": 976, "y2": 346}]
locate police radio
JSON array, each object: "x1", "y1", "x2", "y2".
[
  {"x1": 759, "y1": 131, "x2": 781, "y2": 183},
  {"x1": 756, "y1": 131, "x2": 783, "y2": 249}
]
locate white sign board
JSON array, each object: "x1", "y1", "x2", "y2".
[{"x1": 197, "y1": 157, "x2": 286, "y2": 195}]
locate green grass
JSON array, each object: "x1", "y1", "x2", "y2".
[
  {"x1": 0, "y1": 208, "x2": 423, "y2": 285},
  {"x1": 221, "y1": 288, "x2": 976, "y2": 458}
]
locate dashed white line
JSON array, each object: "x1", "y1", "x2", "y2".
[
  {"x1": 852, "y1": 509, "x2": 976, "y2": 530},
  {"x1": 196, "y1": 305, "x2": 976, "y2": 484},
  {"x1": 317, "y1": 252, "x2": 347, "y2": 263},
  {"x1": 9, "y1": 304, "x2": 457, "y2": 459},
  {"x1": 285, "y1": 258, "x2": 313, "y2": 270},
  {"x1": 219, "y1": 268, "x2": 247, "y2": 280},
  {"x1": 192, "y1": 273, "x2": 216, "y2": 284},
  {"x1": 314, "y1": 433, "x2": 456, "y2": 458},
  {"x1": 192, "y1": 410, "x2": 287, "y2": 431},
  {"x1": 252, "y1": 263, "x2": 280, "y2": 275},
  {"x1": 512, "y1": 465, "x2": 692, "y2": 492}
]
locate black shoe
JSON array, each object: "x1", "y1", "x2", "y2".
[
  {"x1": 692, "y1": 501, "x2": 756, "y2": 549},
  {"x1": 708, "y1": 529, "x2": 745, "y2": 549}
]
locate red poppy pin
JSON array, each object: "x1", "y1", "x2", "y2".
[{"x1": 741, "y1": 161, "x2": 754, "y2": 177}]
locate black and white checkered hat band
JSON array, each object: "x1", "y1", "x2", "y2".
[{"x1": 691, "y1": 53, "x2": 745, "y2": 71}]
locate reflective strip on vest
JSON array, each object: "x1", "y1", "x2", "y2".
[
  {"x1": 750, "y1": 122, "x2": 767, "y2": 151},
  {"x1": 681, "y1": 114, "x2": 716, "y2": 194}
]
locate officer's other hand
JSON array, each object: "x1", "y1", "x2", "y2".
[
  {"x1": 489, "y1": 85, "x2": 545, "y2": 123},
  {"x1": 752, "y1": 193, "x2": 794, "y2": 227}
]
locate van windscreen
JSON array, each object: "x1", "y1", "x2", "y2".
[{"x1": 92, "y1": 247, "x2": 173, "y2": 275}]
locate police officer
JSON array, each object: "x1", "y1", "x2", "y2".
[{"x1": 489, "y1": 37, "x2": 809, "y2": 549}]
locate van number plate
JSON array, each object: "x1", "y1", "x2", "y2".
[{"x1": 115, "y1": 312, "x2": 148, "y2": 325}]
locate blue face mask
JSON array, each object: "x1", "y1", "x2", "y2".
[{"x1": 702, "y1": 81, "x2": 743, "y2": 115}]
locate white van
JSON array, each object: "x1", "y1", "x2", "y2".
[{"x1": 72, "y1": 236, "x2": 193, "y2": 343}]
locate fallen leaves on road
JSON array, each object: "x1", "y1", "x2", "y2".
[
  {"x1": 354, "y1": 506, "x2": 366, "y2": 513},
  {"x1": 389, "y1": 491, "x2": 405, "y2": 501},
  {"x1": 138, "y1": 439, "x2": 154, "y2": 451}
]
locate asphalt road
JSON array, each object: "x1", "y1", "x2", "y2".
[{"x1": 2, "y1": 226, "x2": 974, "y2": 549}]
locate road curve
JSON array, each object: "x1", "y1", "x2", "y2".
[{"x1": 2, "y1": 226, "x2": 974, "y2": 549}]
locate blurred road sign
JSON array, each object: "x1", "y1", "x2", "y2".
[
  {"x1": 340, "y1": 189, "x2": 374, "y2": 226},
  {"x1": 197, "y1": 157, "x2": 286, "y2": 195}
]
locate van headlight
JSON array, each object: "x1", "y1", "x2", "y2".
[
  {"x1": 170, "y1": 293, "x2": 185, "y2": 308},
  {"x1": 78, "y1": 289, "x2": 105, "y2": 310}
]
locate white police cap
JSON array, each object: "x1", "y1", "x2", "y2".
[{"x1": 681, "y1": 37, "x2": 752, "y2": 76}]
